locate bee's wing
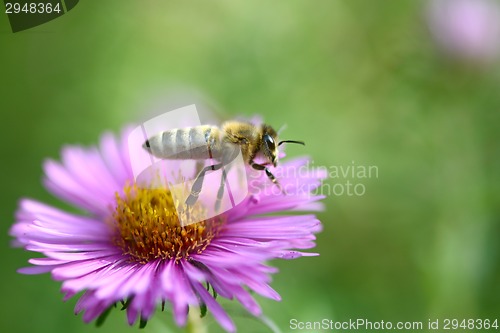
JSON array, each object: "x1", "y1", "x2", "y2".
[
  {"x1": 134, "y1": 88, "x2": 228, "y2": 128},
  {"x1": 132, "y1": 103, "x2": 207, "y2": 186}
]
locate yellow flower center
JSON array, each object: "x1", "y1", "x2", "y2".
[{"x1": 110, "y1": 184, "x2": 223, "y2": 263}]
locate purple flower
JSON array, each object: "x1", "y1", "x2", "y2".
[
  {"x1": 10, "y1": 125, "x2": 325, "y2": 332},
  {"x1": 426, "y1": 0, "x2": 500, "y2": 63}
]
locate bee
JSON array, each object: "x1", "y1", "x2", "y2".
[{"x1": 142, "y1": 121, "x2": 304, "y2": 209}]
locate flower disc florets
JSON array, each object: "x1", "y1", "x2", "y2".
[{"x1": 111, "y1": 185, "x2": 223, "y2": 263}]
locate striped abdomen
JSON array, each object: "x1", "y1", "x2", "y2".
[{"x1": 143, "y1": 125, "x2": 222, "y2": 160}]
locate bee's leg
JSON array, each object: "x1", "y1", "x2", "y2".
[
  {"x1": 214, "y1": 168, "x2": 228, "y2": 213},
  {"x1": 185, "y1": 163, "x2": 224, "y2": 207},
  {"x1": 194, "y1": 160, "x2": 205, "y2": 175},
  {"x1": 250, "y1": 161, "x2": 284, "y2": 194},
  {"x1": 211, "y1": 144, "x2": 241, "y2": 210}
]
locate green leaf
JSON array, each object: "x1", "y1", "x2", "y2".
[
  {"x1": 199, "y1": 303, "x2": 207, "y2": 318},
  {"x1": 139, "y1": 317, "x2": 148, "y2": 329},
  {"x1": 121, "y1": 297, "x2": 133, "y2": 310}
]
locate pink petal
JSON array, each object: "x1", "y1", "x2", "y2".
[{"x1": 192, "y1": 281, "x2": 235, "y2": 332}]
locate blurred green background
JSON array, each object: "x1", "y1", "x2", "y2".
[{"x1": 1, "y1": 1, "x2": 499, "y2": 332}]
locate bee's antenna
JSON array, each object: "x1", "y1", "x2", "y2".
[{"x1": 278, "y1": 140, "x2": 305, "y2": 146}]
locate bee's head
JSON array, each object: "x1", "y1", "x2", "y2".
[
  {"x1": 261, "y1": 125, "x2": 279, "y2": 167},
  {"x1": 261, "y1": 124, "x2": 306, "y2": 167}
]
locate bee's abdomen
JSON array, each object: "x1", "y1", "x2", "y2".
[{"x1": 144, "y1": 125, "x2": 220, "y2": 160}]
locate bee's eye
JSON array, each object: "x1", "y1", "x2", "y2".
[{"x1": 263, "y1": 134, "x2": 276, "y2": 151}]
